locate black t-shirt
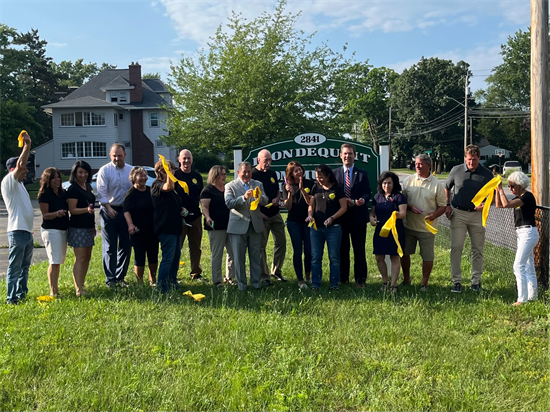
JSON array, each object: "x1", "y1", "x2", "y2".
[
  {"x1": 173, "y1": 169, "x2": 203, "y2": 223},
  {"x1": 151, "y1": 179, "x2": 184, "y2": 236},
  {"x1": 251, "y1": 168, "x2": 280, "y2": 217},
  {"x1": 200, "y1": 185, "x2": 230, "y2": 231},
  {"x1": 66, "y1": 183, "x2": 96, "y2": 229},
  {"x1": 123, "y1": 186, "x2": 155, "y2": 235},
  {"x1": 38, "y1": 190, "x2": 70, "y2": 230},
  {"x1": 311, "y1": 183, "x2": 345, "y2": 225},
  {"x1": 282, "y1": 179, "x2": 315, "y2": 224},
  {"x1": 514, "y1": 191, "x2": 537, "y2": 227}
]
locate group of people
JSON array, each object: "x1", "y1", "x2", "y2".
[{"x1": 2, "y1": 134, "x2": 540, "y2": 306}]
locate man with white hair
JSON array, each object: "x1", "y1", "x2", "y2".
[
  {"x1": 400, "y1": 154, "x2": 447, "y2": 291},
  {"x1": 1, "y1": 131, "x2": 35, "y2": 304},
  {"x1": 252, "y1": 149, "x2": 287, "y2": 286}
]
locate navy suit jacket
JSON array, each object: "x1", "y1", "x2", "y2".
[{"x1": 333, "y1": 165, "x2": 372, "y2": 223}]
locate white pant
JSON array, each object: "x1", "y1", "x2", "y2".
[{"x1": 514, "y1": 226, "x2": 539, "y2": 303}]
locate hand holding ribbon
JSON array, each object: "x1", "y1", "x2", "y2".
[
  {"x1": 18, "y1": 130, "x2": 27, "y2": 148},
  {"x1": 424, "y1": 217, "x2": 438, "y2": 234},
  {"x1": 471, "y1": 175, "x2": 501, "y2": 227},
  {"x1": 379, "y1": 211, "x2": 404, "y2": 257},
  {"x1": 158, "y1": 154, "x2": 189, "y2": 194},
  {"x1": 307, "y1": 217, "x2": 317, "y2": 231},
  {"x1": 250, "y1": 186, "x2": 262, "y2": 210}
]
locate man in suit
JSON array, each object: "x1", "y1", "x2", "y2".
[
  {"x1": 225, "y1": 162, "x2": 269, "y2": 291},
  {"x1": 333, "y1": 143, "x2": 372, "y2": 288}
]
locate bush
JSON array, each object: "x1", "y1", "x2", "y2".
[{"x1": 192, "y1": 151, "x2": 231, "y2": 174}]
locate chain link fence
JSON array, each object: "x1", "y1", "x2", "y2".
[{"x1": 435, "y1": 205, "x2": 550, "y2": 289}]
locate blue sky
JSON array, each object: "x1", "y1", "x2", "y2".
[{"x1": 1, "y1": 0, "x2": 531, "y2": 91}]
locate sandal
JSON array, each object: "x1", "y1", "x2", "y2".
[
  {"x1": 380, "y1": 282, "x2": 388, "y2": 292},
  {"x1": 225, "y1": 278, "x2": 237, "y2": 286}
]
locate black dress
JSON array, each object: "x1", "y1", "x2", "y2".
[{"x1": 373, "y1": 192, "x2": 407, "y2": 256}]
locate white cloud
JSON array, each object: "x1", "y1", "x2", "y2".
[
  {"x1": 48, "y1": 42, "x2": 68, "y2": 48},
  {"x1": 157, "y1": 0, "x2": 531, "y2": 45}
]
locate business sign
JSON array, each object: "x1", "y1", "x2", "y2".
[{"x1": 243, "y1": 133, "x2": 379, "y2": 191}]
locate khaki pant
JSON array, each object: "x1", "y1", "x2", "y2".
[
  {"x1": 181, "y1": 218, "x2": 203, "y2": 277},
  {"x1": 450, "y1": 208, "x2": 485, "y2": 285},
  {"x1": 260, "y1": 213, "x2": 287, "y2": 280}
]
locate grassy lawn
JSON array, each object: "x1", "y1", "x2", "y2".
[{"x1": 0, "y1": 224, "x2": 548, "y2": 411}]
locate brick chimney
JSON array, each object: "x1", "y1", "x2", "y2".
[{"x1": 129, "y1": 62, "x2": 142, "y2": 103}]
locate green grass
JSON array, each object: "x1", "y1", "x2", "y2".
[{"x1": 0, "y1": 224, "x2": 548, "y2": 411}]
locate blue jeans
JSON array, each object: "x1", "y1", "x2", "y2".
[
  {"x1": 6, "y1": 231, "x2": 34, "y2": 303},
  {"x1": 286, "y1": 221, "x2": 311, "y2": 281},
  {"x1": 157, "y1": 234, "x2": 181, "y2": 293},
  {"x1": 101, "y1": 207, "x2": 131, "y2": 284},
  {"x1": 310, "y1": 225, "x2": 342, "y2": 288}
]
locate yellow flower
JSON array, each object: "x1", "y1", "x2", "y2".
[
  {"x1": 179, "y1": 261, "x2": 185, "y2": 265},
  {"x1": 329, "y1": 193, "x2": 336, "y2": 200},
  {"x1": 37, "y1": 296, "x2": 54, "y2": 302}
]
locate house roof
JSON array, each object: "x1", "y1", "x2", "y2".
[
  {"x1": 42, "y1": 69, "x2": 170, "y2": 109},
  {"x1": 143, "y1": 78, "x2": 169, "y2": 93}
]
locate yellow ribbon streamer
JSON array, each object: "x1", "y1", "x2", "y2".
[
  {"x1": 250, "y1": 186, "x2": 262, "y2": 210},
  {"x1": 471, "y1": 175, "x2": 501, "y2": 227},
  {"x1": 308, "y1": 218, "x2": 317, "y2": 231},
  {"x1": 265, "y1": 203, "x2": 273, "y2": 208},
  {"x1": 424, "y1": 218, "x2": 438, "y2": 234},
  {"x1": 18, "y1": 130, "x2": 27, "y2": 148},
  {"x1": 379, "y1": 211, "x2": 404, "y2": 257},
  {"x1": 158, "y1": 154, "x2": 189, "y2": 194},
  {"x1": 183, "y1": 290, "x2": 205, "y2": 301}
]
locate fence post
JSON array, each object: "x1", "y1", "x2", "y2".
[{"x1": 379, "y1": 143, "x2": 389, "y2": 173}]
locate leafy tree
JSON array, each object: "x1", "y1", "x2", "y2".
[
  {"x1": 143, "y1": 72, "x2": 161, "y2": 79},
  {"x1": 51, "y1": 59, "x2": 117, "y2": 87},
  {"x1": 390, "y1": 57, "x2": 470, "y2": 171},
  {"x1": 332, "y1": 63, "x2": 398, "y2": 151},
  {"x1": 165, "y1": 0, "x2": 350, "y2": 154}
]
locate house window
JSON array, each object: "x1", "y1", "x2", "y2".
[
  {"x1": 83, "y1": 112, "x2": 105, "y2": 126},
  {"x1": 150, "y1": 113, "x2": 159, "y2": 127},
  {"x1": 111, "y1": 92, "x2": 119, "y2": 102},
  {"x1": 61, "y1": 142, "x2": 107, "y2": 158},
  {"x1": 119, "y1": 91, "x2": 127, "y2": 103},
  {"x1": 60, "y1": 113, "x2": 75, "y2": 127},
  {"x1": 114, "y1": 113, "x2": 118, "y2": 127},
  {"x1": 123, "y1": 141, "x2": 131, "y2": 148},
  {"x1": 156, "y1": 140, "x2": 164, "y2": 147},
  {"x1": 119, "y1": 113, "x2": 125, "y2": 121}
]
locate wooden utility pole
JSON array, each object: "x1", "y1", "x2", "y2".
[
  {"x1": 469, "y1": 118, "x2": 473, "y2": 145},
  {"x1": 464, "y1": 74, "x2": 468, "y2": 150},
  {"x1": 531, "y1": 0, "x2": 549, "y2": 288},
  {"x1": 388, "y1": 106, "x2": 392, "y2": 170}
]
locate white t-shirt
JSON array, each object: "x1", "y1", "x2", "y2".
[{"x1": 1, "y1": 172, "x2": 34, "y2": 233}]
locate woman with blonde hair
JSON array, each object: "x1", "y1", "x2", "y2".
[
  {"x1": 200, "y1": 165, "x2": 235, "y2": 287},
  {"x1": 495, "y1": 171, "x2": 539, "y2": 305},
  {"x1": 38, "y1": 167, "x2": 69, "y2": 296}
]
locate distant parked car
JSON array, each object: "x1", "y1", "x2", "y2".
[
  {"x1": 502, "y1": 161, "x2": 522, "y2": 176},
  {"x1": 62, "y1": 166, "x2": 156, "y2": 197}
]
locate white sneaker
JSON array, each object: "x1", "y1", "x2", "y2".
[{"x1": 299, "y1": 283, "x2": 309, "y2": 290}]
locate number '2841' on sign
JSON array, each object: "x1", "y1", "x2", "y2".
[{"x1": 294, "y1": 133, "x2": 327, "y2": 146}]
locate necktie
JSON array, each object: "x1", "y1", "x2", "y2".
[
  {"x1": 244, "y1": 183, "x2": 249, "y2": 191},
  {"x1": 345, "y1": 169, "x2": 351, "y2": 198}
]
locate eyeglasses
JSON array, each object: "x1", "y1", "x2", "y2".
[{"x1": 509, "y1": 184, "x2": 517, "y2": 189}]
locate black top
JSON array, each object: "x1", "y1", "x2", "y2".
[
  {"x1": 311, "y1": 183, "x2": 345, "y2": 225},
  {"x1": 200, "y1": 185, "x2": 230, "y2": 231},
  {"x1": 282, "y1": 179, "x2": 315, "y2": 224},
  {"x1": 66, "y1": 183, "x2": 96, "y2": 229},
  {"x1": 151, "y1": 179, "x2": 184, "y2": 236},
  {"x1": 514, "y1": 191, "x2": 537, "y2": 227},
  {"x1": 445, "y1": 163, "x2": 494, "y2": 210},
  {"x1": 123, "y1": 186, "x2": 155, "y2": 235},
  {"x1": 173, "y1": 169, "x2": 203, "y2": 223},
  {"x1": 251, "y1": 168, "x2": 280, "y2": 217},
  {"x1": 38, "y1": 190, "x2": 70, "y2": 230}
]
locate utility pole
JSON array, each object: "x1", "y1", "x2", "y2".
[
  {"x1": 469, "y1": 118, "x2": 473, "y2": 145},
  {"x1": 464, "y1": 74, "x2": 468, "y2": 150},
  {"x1": 388, "y1": 106, "x2": 392, "y2": 170},
  {"x1": 531, "y1": 0, "x2": 549, "y2": 288}
]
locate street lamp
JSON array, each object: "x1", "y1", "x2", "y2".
[{"x1": 444, "y1": 95, "x2": 468, "y2": 150}]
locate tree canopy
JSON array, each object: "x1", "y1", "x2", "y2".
[{"x1": 165, "y1": 0, "x2": 351, "y2": 154}]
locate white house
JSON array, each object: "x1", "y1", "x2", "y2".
[
  {"x1": 41, "y1": 62, "x2": 176, "y2": 173},
  {"x1": 478, "y1": 138, "x2": 511, "y2": 161}
]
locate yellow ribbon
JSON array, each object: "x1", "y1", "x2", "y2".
[
  {"x1": 471, "y1": 175, "x2": 501, "y2": 227},
  {"x1": 379, "y1": 211, "x2": 404, "y2": 257},
  {"x1": 265, "y1": 203, "x2": 273, "y2": 208},
  {"x1": 158, "y1": 154, "x2": 189, "y2": 194},
  {"x1": 308, "y1": 218, "x2": 317, "y2": 231},
  {"x1": 18, "y1": 130, "x2": 27, "y2": 148},
  {"x1": 250, "y1": 186, "x2": 262, "y2": 210},
  {"x1": 424, "y1": 218, "x2": 438, "y2": 234},
  {"x1": 36, "y1": 295, "x2": 54, "y2": 302},
  {"x1": 183, "y1": 290, "x2": 205, "y2": 301}
]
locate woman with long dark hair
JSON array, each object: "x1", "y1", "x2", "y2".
[
  {"x1": 38, "y1": 167, "x2": 69, "y2": 296},
  {"x1": 305, "y1": 164, "x2": 347, "y2": 290},
  {"x1": 369, "y1": 171, "x2": 407, "y2": 293},
  {"x1": 283, "y1": 161, "x2": 314, "y2": 289},
  {"x1": 66, "y1": 160, "x2": 96, "y2": 297}
]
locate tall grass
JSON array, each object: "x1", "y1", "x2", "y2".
[{"x1": 0, "y1": 225, "x2": 548, "y2": 411}]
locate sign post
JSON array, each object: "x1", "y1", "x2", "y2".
[{"x1": 495, "y1": 149, "x2": 505, "y2": 173}]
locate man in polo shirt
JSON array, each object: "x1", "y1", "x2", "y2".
[
  {"x1": 174, "y1": 149, "x2": 205, "y2": 282},
  {"x1": 445, "y1": 145, "x2": 493, "y2": 293},
  {"x1": 1, "y1": 132, "x2": 34, "y2": 304},
  {"x1": 252, "y1": 149, "x2": 286, "y2": 286},
  {"x1": 401, "y1": 154, "x2": 447, "y2": 291},
  {"x1": 97, "y1": 143, "x2": 134, "y2": 288}
]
